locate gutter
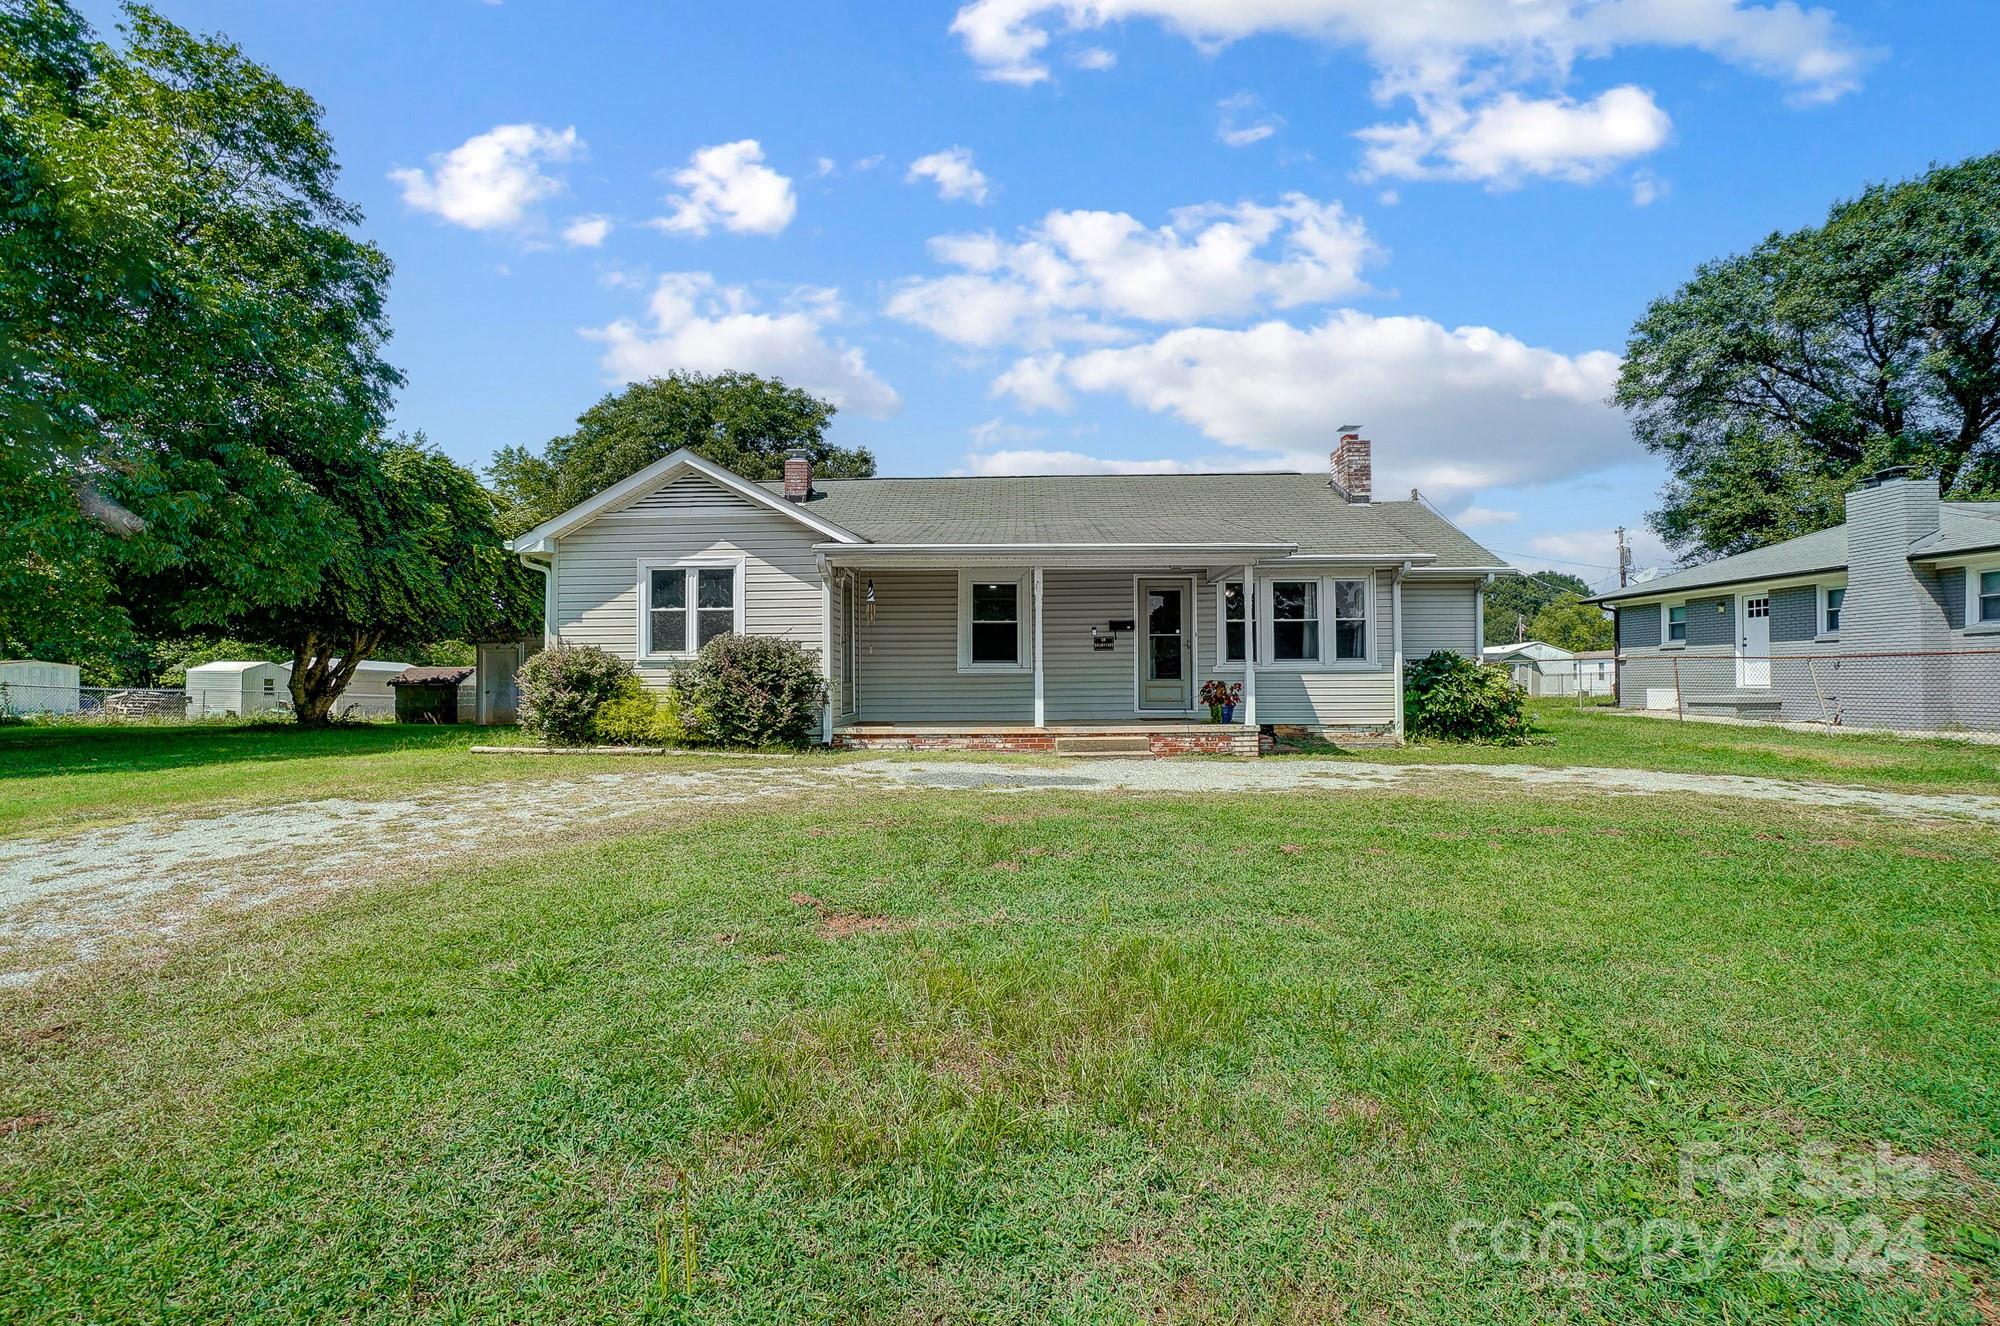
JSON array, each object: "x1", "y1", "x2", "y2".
[{"x1": 518, "y1": 552, "x2": 554, "y2": 648}]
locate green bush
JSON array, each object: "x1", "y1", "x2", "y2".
[
  {"x1": 516, "y1": 645, "x2": 633, "y2": 745},
  {"x1": 1404, "y1": 649, "x2": 1534, "y2": 744},
  {"x1": 668, "y1": 634, "x2": 827, "y2": 749},
  {"x1": 587, "y1": 678, "x2": 693, "y2": 747}
]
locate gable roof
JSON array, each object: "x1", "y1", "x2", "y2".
[
  {"x1": 762, "y1": 472, "x2": 1506, "y2": 567},
  {"x1": 508, "y1": 449, "x2": 863, "y2": 553},
  {"x1": 1591, "y1": 500, "x2": 2000, "y2": 606}
]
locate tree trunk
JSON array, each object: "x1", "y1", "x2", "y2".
[{"x1": 288, "y1": 630, "x2": 381, "y2": 726}]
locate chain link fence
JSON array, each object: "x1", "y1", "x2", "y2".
[
  {"x1": 1610, "y1": 648, "x2": 2000, "y2": 735},
  {"x1": 0, "y1": 683, "x2": 395, "y2": 722}
]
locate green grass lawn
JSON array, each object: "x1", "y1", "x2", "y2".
[
  {"x1": 1360, "y1": 700, "x2": 2000, "y2": 795},
  {"x1": 3, "y1": 780, "x2": 1995, "y2": 1323}
]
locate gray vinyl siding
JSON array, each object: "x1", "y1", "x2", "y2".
[
  {"x1": 1402, "y1": 580, "x2": 1479, "y2": 660},
  {"x1": 551, "y1": 505, "x2": 823, "y2": 693},
  {"x1": 831, "y1": 576, "x2": 853, "y2": 716},
  {"x1": 853, "y1": 570, "x2": 1035, "y2": 722},
  {"x1": 1251, "y1": 569, "x2": 1398, "y2": 728},
  {"x1": 1042, "y1": 570, "x2": 1141, "y2": 720},
  {"x1": 1936, "y1": 567, "x2": 1967, "y2": 630}
]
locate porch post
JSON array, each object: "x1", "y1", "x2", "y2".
[
  {"x1": 1032, "y1": 565, "x2": 1045, "y2": 728},
  {"x1": 1392, "y1": 563, "x2": 1407, "y2": 740},
  {"x1": 819, "y1": 560, "x2": 834, "y2": 745},
  {"x1": 1240, "y1": 563, "x2": 1257, "y2": 728}
]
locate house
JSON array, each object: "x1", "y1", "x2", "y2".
[
  {"x1": 505, "y1": 435, "x2": 1513, "y2": 753},
  {"x1": 1482, "y1": 641, "x2": 1614, "y2": 697},
  {"x1": 184, "y1": 658, "x2": 415, "y2": 718},
  {"x1": 1591, "y1": 471, "x2": 2000, "y2": 730}
]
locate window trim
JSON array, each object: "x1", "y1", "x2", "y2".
[
  {"x1": 636, "y1": 556, "x2": 746, "y2": 661},
  {"x1": 1818, "y1": 580, "x2": 1847, "y2": 638},
  {"x1": 1255, "y1": 574, "x2": 1377, "y2": 671},
  {"x1": 1213, "y1": 577, "x2": 1252, "y2": 672},
  {"x1": 957, "y1": 570, "x2": 1031, "y2": 673},
  {"x1": 1661, "y1": 601, "x2": 1689, "y2": 647},
  {"x1": 1971, "y1": 563, "x2": 2000, "y2": 629}
]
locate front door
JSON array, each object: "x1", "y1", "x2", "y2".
[
  {"x1": 1139, "y1": 580, "x2": 1193, "y2": 711},
  {"x1": 1739, "y1": 595, "x2": 1771, "y2": 688}
]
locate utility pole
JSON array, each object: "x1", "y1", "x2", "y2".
[{"x1": 1615, "y1": 526, "x2": 1633, "y2": 588}]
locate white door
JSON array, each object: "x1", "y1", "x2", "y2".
[{"x1": 1739, "y1": 596, "x2": 1771, "y2": 689}]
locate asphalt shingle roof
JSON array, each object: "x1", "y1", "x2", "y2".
[
  {"x1": 1592, "y1": 501, "x2": 2000, "y2": 604},
  {"x1": 757, "y1": 472, "x2": 1504, "y2": 566}
]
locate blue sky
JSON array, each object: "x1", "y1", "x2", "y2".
[{"x1": 77, "y1": 0, "x2": 2000, "y2": 588}]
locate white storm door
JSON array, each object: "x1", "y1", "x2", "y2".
[{"x1": 1739, "y1": 596, "x2": 1771, "y2": 688}]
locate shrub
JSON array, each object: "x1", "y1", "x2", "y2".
[
  {"x1": 588, "y1": 678, "x2": 693, "y2": 747},
  {"x1": 1404, "y1": 649, "x2": 1534, "y2": 744},
  {"x1": 668, "y1": 634, "x2": 827, "y2": 749},
  {"x1": 516, "y1": 645, "x2": 634, "y2": 745}
]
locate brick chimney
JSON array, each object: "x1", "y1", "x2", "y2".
[
  {"x1": 1332, "y1": 432, "x2": 1371, "y2": 503},
  {"x1": 782, "y1": 449, "x2": 812, "y2": 501}
]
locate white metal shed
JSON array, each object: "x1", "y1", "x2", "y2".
[
  {"x1": 184, "y1": 660, "x2": 293, "y2": 717},
  {"x1": 0, "y1": 660, "x2": 81, "y2": 715}
]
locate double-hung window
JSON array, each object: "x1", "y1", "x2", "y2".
[
  {"x1": 1220, "y1": 580, "x2": 1249, "y2": 665},
  {"x1": 1823, "y1": 586, "x2": 1845, "y2": 635},
  {"x1": 643, "y1": 561, "x2": 742, "y2": 657},
  {"x1": 1665, "y1": 603, "x2": 1688, "y2": 644},
  {"x1": 1980, "y1": 570, "x2": 2000, "y2": 625},
  {"x1": 1270, "y1": 580, "x2": 1319, "y2": 662},
  {"x1": 1332, "y1": 579, "x2": 1368, "y2": 660},
  {"x1": 959, "y1": 573, "x2": 1027, "y2": 670}
]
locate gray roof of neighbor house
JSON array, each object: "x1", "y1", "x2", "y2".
[
  {"x1": 1591, "y1": 501, "x2": 2000, "y2": 605},
  {"x1": 758, "y1": 472, "x2": 1505, "y2": 566}
]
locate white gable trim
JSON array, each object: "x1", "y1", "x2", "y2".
[{"x1": 507, "y1": 449, "x2": 863, "y2": 552}]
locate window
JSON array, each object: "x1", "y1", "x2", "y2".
[
  {"x1": 958, "y1": 572, "x2": 1027, "y2": 670},
  {"x1": 262, "y1": 678, "x2": 275, "y2": 695},
  {"x1": 641, "y1": 560, "x2": 742, "y2": 657},
  {"x1": 1271, "y1": 580, "x2": 1319, "y2": 662},
  {"x1": 1665, "y1": 603, "x2": 1688, "y2": 643},
  {"x1": 1220, "y1": 580, "x2": 1249, "y2": 664},
  {"x1": 1981, "y1": 570, "x2": 2000, "y2": 624},
  {"x1": 1823, "y1": 586, "x2": 1845, "y2": 635},
  {"x1": 1332, "y1": 579, "x2": 1368, "y2": 660}
]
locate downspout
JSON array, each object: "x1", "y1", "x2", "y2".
[
  {"x1": 1392, "y1": 562, "x2": 1409, "y2": 741},
  {"x1": 1475, "y1": 572, "x2": 1492, "y2": 661},
  {"x1": 518, "y1": 551, "x2": 555, "y2": 648}
]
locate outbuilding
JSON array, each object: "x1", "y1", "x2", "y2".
[
  {"x1": 0, "y1": 660, "x2": 81, "y2": 715},
  {"x1": 387, "y1": 666, "x2": 476, "y2": 724},
  {"x1": 184, "y1": 660, "x2": 293, "y2": 717}
]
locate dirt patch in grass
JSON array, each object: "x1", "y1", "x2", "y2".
[
  {"x1": 788, "y1": 892, "x2": 913, "y2": 941},
  {"x1": 0, "y1": 1112, "x2": 52, "y2": 1134}
]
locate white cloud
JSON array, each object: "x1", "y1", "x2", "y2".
[
  {"x1": 950, "y1": 0, "x2": 1870, "y2": 104},
  {"x1": 585, "y1": 273, "x2": 899, "y2": 417},
  {"x1": 562, "y1": 214, "x2": 613, "y2": 248},
  {"x1": 1072, "y1": 46, "x2": 1118, "y2": 69},
  {"x1": 992, "y1": 310, "x2": 1631, "y2": 503},
  {"x1": 965, "y1": 448, "x2": 1201, "y2": 475},
  {"x1": 1357, "y1": 85, "x2": 1671, "y2": 184},
  {"x1": 390, "y1": 123, "x2": 581, "y2": 230},
  {"x1": 1630, "y1": 169, "x2": 1667, "y2": 206},
  {"x1": 652, "y1": 140, "x2": 797, "y2": 237},
  {"x1": 1456, "y1": 505, "x2": 1519, "y2": 526},
  {"x1": 814, "y1": 156, "x2": 838, "y2": 177},
  {"x1": 1216, "y1": 91, "x2": 1283, "y2": 148},
  {"x1": 907, "y1": 147, "x2": 993, "y2": 204},
  {"x1": 887, "y1": 193, "x2": 1380, "y2": 347}
]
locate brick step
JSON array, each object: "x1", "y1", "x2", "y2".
[{"x1": 1054, "y1": 735, "x2": 1153, "y2": 756}]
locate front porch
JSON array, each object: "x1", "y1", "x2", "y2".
[{"x1": 831, "y1": 718, "x2": 1264, "y2": 757}]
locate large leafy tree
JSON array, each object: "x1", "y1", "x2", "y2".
[
  {"x1": 1527, "y1": 594, "x2": 1614, "y2": 653},
  {"x1": 1616, "y1": 152, "x2": 2000, "y2": 560},
  {"x1": 489, "y1": 371, "x2": 875, "y2": 536},
  {"x1": 1484, "y1": 572, "x2": 1591, "y2": 647},
  {"x1": 233, "y1": 438, "x2": 540, "y2": 725},
  {"x1": 1, "y1": 0, "x2": 398, "y2": 657}
]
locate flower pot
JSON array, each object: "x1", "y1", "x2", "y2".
[
  {"x1": 1221, "y1": 703, "x2": 1236, "y2": 723},
  {"x1": 1207, "y1": 703, "x2": 1224, "y2": 723}
]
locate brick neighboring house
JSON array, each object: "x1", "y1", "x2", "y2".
[
  {"x1": 505, "y1": 433, "x2": 1513, "y2": 754},
  {"x1": 1590, "y1": 472, "x2": 2000, "y2": 731}
]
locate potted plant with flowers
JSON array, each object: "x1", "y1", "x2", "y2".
[{"x1": 1200, "y1": 679, "x2": 1243, "y2": 723}]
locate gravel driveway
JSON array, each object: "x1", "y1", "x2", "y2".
[{"x1": 5, "y1": 756, "x2": 1995, "y2": 988}]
